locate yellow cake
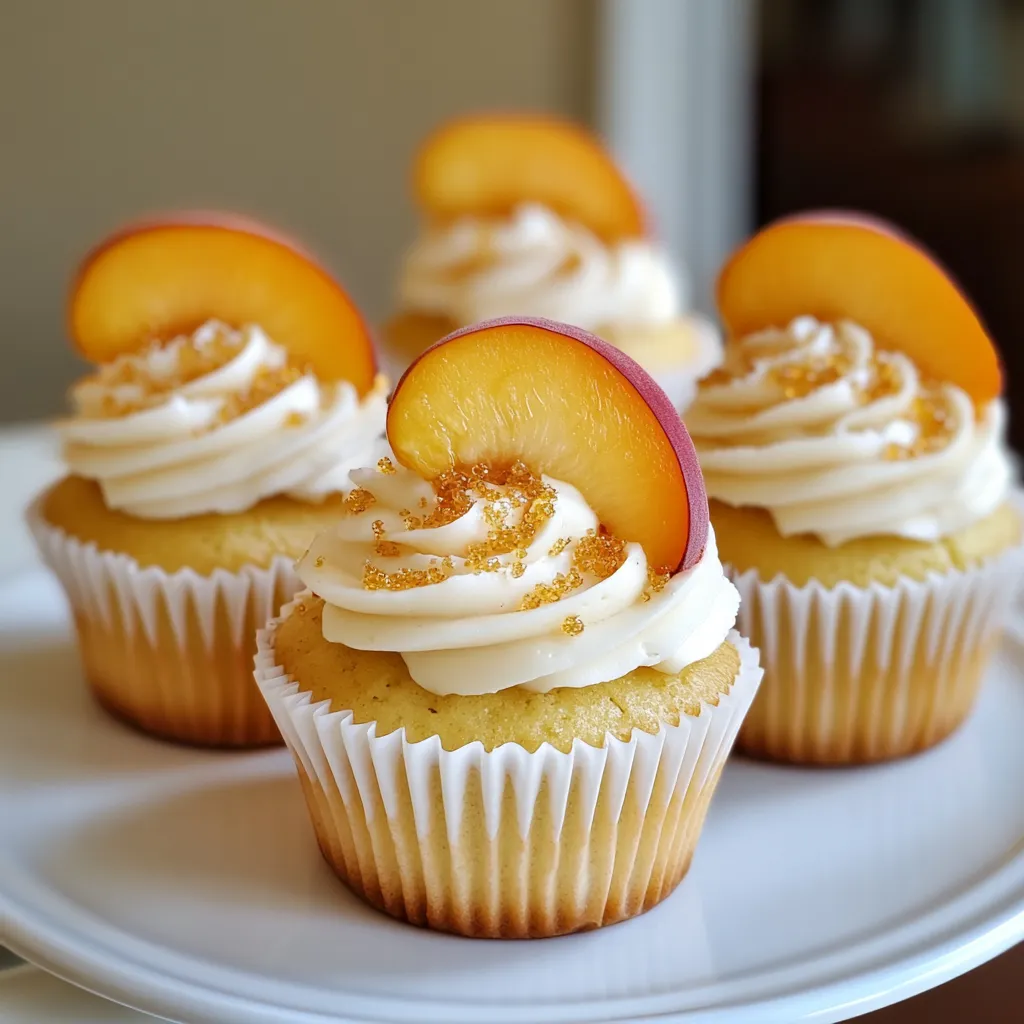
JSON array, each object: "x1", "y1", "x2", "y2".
[
  {"x1": 275, "y1": 595, "x2": 741, "y2": 753},
  {"x1": 259, "y1": 595, "x2": 757, "y2": 938},
  {"x1": 711, "y1": 500, "x2": 1021, "y2": 764},
  {"x1": 42, "y1": 475, "x2": 345, "y2": 575},
  {"x1": 30, "y1": 214, "x2": 386, "y2": 747},
  {"x1": 253, "y1": 316, "x2": 762, "y2": 938},
  {"x1": 689, "y1": 213, "x2": 1023, "y2": 764},
  {"x1": 711, "y1": 499, "x2": 1021, "y2": 589},
  {"x1": 32, "y1": 478, "x2": 353, "y2": 747}
]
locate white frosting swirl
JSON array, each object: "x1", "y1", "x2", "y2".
[
  {"x1": 687, "y1": 316, "x2": 1013, "y2": 546},
  {"x1": 60, "y1": 321, "x2": 388, "y2": 519},
  {"x1": 398, "y1": 202, "x2": 685, "y2": 331},
  {"x1": 298, "y1": 465, "x2": 739, "y2": 696}
]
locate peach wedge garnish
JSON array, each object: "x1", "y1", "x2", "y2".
[
  {"x1": 387, "y1": 317, "x2": 708, "y2": 573},
  {"x1": 413, "y1": 114, "x2": 646, "y2": 242},
  {"x1": 717, "y1": 211, "x2": 1001, "y2": 403},
  {"x1": 69, "y1": 213, "x2": 377, "y2": 393}
]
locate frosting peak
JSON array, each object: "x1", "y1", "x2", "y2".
[
  {"x1": 60, "y1": 321, "x2": 388, "y2": 519},
  {"x1": 298, "y1": 461, "x2": 738, "y2": 695},
  {"x1": 687, "y1": 316, "x2": 1012, "y2": 545},
  {"x1": 398, "y1": 202, "x2": 684, "y2": 331}
]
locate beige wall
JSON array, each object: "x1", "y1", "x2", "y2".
[{"x1": 0, "y1": 0, "x2": 593, "y2": 422}]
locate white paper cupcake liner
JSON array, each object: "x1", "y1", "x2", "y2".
[
  {"x1": 28, "y1": 500, "x2": 301, "y2": 746},
  {"x1": 730, "y1": 542, "x2": 1024, "y2": 764},
  {"x1": 255, "y1": 595, "x2": 761, "y2": 938}
]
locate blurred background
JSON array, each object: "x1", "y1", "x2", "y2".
[
  {"x1": 4, "y1": 0, "x2": 1021, "y2": 450},
  {"x1": 0, "y1": 1, "x2": 1021, "y2": 1016}
]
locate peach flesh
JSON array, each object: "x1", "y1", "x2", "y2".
[
  {"x1": 413, "y1": 115, "x2": 647, "y2": 242},
  {"x1": 388, "y1": 316, "x2": 708, "y2": 573},
  {"x1": 717, "y1": 211, "x2": 1001, "y2": 403},
  {"x1": 69, "y1": 213, "x2": 378, "y2": 393}
]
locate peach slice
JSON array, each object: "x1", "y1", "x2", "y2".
[
  {"x1": 717, "y1": 212, "x2": 1001, "y2": 402},
  {"x1": 69, "y1": 213, "x2": 377, "y2": 393},
  {"x1": 387, "y1": 316, "x2": 708, "y2": 572},
  {"x1": 413, "y1": 115, "x2": 646, "y2": 242}
]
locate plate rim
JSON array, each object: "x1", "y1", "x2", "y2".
[
  {"x1": 0, "y1": 962, "x2": 159, "y2": 1022},
  {"x1": 1, "y1": 567, "x2": 1024, "y2": 1024},
  {"x1": 3, "y1": 854, "x2": 1023, "y2": 1024}
]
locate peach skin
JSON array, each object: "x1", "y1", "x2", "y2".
[
  {"x1": 413, "y1": 114, "x2": 645, "y2": 242},
  {"x1": 717, "y1": 212, "x2": 1001, "y2": 403},
  {"x1": 387, "y1": 316, "x2": 708, "y2": 573},
  {"x1": 69, "y1": 213, "x2": 377, "y2": 394}
]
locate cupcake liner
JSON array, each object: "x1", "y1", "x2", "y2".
[
  {"x1": 730, "y1": 542, "x2": 1024, "y2": 764},
  {"x1": 28, "y1": 500, "x2": 299, "y2": 747},
  {"x1": 255, "y1": 597, "x2": 761, "y2": 938}
]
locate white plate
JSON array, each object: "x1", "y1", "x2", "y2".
[
  {"x1": 0, "y1": 571, "x2": 1023, "y2": 1024},
  {"x1": 0, "y1": 422, "x2": 62, "y2": 579},
  {"x1": 0, "y1": 964, "x2": 161, "y2": 1022}
]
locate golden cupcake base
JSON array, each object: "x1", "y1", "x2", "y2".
[
  {"x1": 28, "y1": 484, "x2": 326, "y2": 748},
  {"x1": 39, "y1": 474, "x2": 346, "y2": 575},
  {"x1": 72, "y1": 580, "x2": 290, "y2": 748},
  {"x1": 715, "y1": 501, "x2": 1024, "y2": 765},
  {"x1": 296, "y1": 759, "x2": 720, "y2": 938},
  {"x1": 733, "y1": 577, "x2": 998, "y2": 764},
  {"x1": 255, "y1": 596, "x2": 762, "y2": 938},
  {"x1": 271, "y1": 596, "x2": 746, "y2": 753}
]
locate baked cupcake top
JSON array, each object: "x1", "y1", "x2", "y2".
[
  {"x1": 60, "y1": 214, "x2": 387, "y2": 519},
  {"x1": 687, "y1": 213, "x2": 1013, "y2": 546},
  {"x1": 397, "y1": 115, "x2": 718, "y2": 368},
  {"x1": 296, "y1": 317, "x2": 738, "y2": 696}
]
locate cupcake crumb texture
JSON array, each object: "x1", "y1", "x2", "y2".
[{"x1": 274, "y1": 596, "x2": 739, "y2": 753}]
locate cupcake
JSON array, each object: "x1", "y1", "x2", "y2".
[
  {"x1": 29, "y1": 213, "x2": 387, "y2": 747},
  {"x1": 686, "y1": 212, "x2": 1023, "y2": 765},
  {"x1": 254, "y1": 317, "x2": 761, "y2": 937},
  {"x1": 383, "y1": 115, "x2": 721, "y2": 409}
]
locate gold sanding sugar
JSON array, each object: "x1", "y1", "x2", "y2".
[{"x1": 562, "y1": 615, "x2": 585, "y2": 636}]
